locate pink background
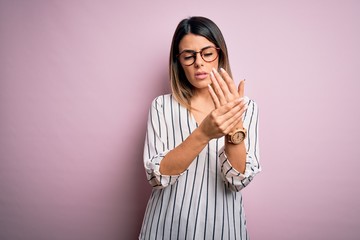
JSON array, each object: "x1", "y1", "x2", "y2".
[{"x1": 1, "y1": 0, "x2": 359, "y2": 239}]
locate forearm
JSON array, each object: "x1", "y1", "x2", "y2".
[
  {"x1": 224, "y1": 141, "x2": 246, "y2": 174},
  {"x1": 224, "y1": 123, "x2": 247, "y2": 174},
  {"x1": 220, "y1": 99, "x2": 261, "y2": 191},
  {"x1": 159, "y1": 127, "x2": 210, "y2": 175}
]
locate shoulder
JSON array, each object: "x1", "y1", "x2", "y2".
[
  {"x1": 151, "y1": 93, "x2": 172, "y2": 104},
  {"x1": 151, "y1": 93, "x2": 179, "y2": 105},
  {"x1": 150, "y1": 94, "x2": 175, "y2": 109}
]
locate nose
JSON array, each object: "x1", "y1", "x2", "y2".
[{"x1": 193, "y1": 52, "x2": 204, "y2": 67}]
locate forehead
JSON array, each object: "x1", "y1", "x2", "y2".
[{"x1": 178, "y1": 33, "x2": 215, "y2": 51}]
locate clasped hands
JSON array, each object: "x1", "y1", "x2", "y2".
[{"x1": 200, "y1": 68, "x2": 247, "y2": 140}]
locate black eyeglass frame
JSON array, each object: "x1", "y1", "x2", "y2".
[{"x1": 176, "y1": 46, "x2": 221, "y2": 66}]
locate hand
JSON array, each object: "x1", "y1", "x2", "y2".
[
  {"x1": 199, "y1": 98, "x2": 245, "y2": 140},
  {"x1": 208, "y1": 68, "x2": 247, "y2": 129},
  {"x1": 209, "y1": 68, "x2": 245, "y2": 106}
]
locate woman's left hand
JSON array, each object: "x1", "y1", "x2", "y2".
[
  {"x1": 209, "y1": 67, "x2": 245, "y2": 109},
  {"x1": 208, "y1": 68, "x2": 247, "y2": 131}
]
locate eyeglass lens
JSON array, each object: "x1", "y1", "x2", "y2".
[{"x1": 178, "y1": 47, "x2": 219, "y2": 66}]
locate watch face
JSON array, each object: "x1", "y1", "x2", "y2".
[{"x1": 232, "y1": 131, "x2": 245, "y2": 144}]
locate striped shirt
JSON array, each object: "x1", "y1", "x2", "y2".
[{"x1": 139, "y1": 94, "x2": 261, "y2": 240}]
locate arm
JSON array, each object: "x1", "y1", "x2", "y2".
[
  {"x1": 219, "y1": 99, "x2": 261, "y2": 191},
  {"x1": 223, "y1": 74, "x2": 247, "y2": 174},
  {"x1": 143, "y1": 96, "x2": 174, "y2": 188},
  {"x1": 160, "y1": 97, "x2": 244, "y2": 175},
  {"x1": 209, "y1": 68, "x2": 261, "y2": 191},
  {"x1": 159, "y1": 127, "x2": 209, "y2": 175},
  {"x1": 144, "y1": 95, "x2": 245, "y2": 188}
]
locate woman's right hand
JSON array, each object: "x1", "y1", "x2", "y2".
[{"x1": 199, "y1": 98, "x2": 246, "y2": 140}]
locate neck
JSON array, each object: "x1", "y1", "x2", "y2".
[
  {"x1": 190, "y1": 89, "x2": 215, "y2": 113},
  {"x1": 192, "y1": 87, "x2": 211, "y2": 100}
]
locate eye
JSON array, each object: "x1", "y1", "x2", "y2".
[
  {"x1": 202, "y1": 48, "x2": 216, "y2": 56},
  {"x1": 181, "y1": 51, "x2": 195, "y2": 60},
  {"x1": 183, "y1": 55, "x2": 194, "y2": 60},
  {"x1": 203, "y1": 52, "x2": 214, "y2": 57}
]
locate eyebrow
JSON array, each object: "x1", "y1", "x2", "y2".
[{"x1": 179, "y1": 45, "x2": 214, "y2": 53}]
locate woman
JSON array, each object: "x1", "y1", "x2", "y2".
[{"x1": 139, "y1": 16, "x2": 261, "y2": 240}]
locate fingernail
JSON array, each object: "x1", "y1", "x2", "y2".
[
  {"x1": 212, "y1": 67, "x2": 217, "y2": 73},
  {"x1": 220, "y1": 68, "x2": 225, "y2": 72}
]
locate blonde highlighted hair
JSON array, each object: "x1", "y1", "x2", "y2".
[{"x1": 169, "y1": 16, "x2": 232, "y2": 110}]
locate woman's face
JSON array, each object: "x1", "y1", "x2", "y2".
[{"x1": 178, "y1": 33, "x2": 219, "y2": 91}]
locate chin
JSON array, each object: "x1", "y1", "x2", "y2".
[
  {"x1": 189, "y1": 77, "x2": 211, "y2": 89},
  {"x1": 194, "y1": 82, "x2": 210, "y2": 90}
]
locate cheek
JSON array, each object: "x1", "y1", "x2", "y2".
[
  {"x1": 212, "y1": 61, "x2": 219, "y2": 70},
  {"x1": 182, "y1": 67, "x2": 193, "y2": 80}
]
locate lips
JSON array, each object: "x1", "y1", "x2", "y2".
[{"x1": 195, "y1": 71, "x2": 208, "y2": 80}]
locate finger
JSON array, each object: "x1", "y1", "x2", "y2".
[
  {"x1": 222, "y1": 104, "x2": 248, "y2": 134},
  {"x1": 215, "y1": 98, "x2": 247, "y2": 121},
  {"x1": 208, "y1": 84, "x2": 221, "y2": 108},
  {"x1": 220, "y1": 68, "x2": 238, "y2": 96},
  {"x1": 224, "y1": 116, "x2": 243, "y2": 134},
  {"x1": 210, "y1": 71, "x2": 227, "y2": 105},
  {"x1": 238, "y1": 79, "x2": 245, "y2": 98},
  {"x1": 212, "y1": 68, "x2": 232, "y2": 100},
  {"x1": 214, "y1": 103, "x2": 245, "y2": 134},
  {"x1": 214, "y1": 98, "x2": 242, "y2": 115}
]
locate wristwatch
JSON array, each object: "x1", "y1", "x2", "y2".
[{"x1": 227, "y1": 128, "x2": 247, "y2": 144}]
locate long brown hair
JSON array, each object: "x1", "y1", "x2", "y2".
[{"x1": 169, "y1": 16, "x2": 232, "y2": 110}]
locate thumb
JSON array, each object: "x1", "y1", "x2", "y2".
[{"x1": 238, "y1": 79, "x2": 245, "y2": 98}]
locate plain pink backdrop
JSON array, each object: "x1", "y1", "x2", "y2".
[{"x1": 1, "y1": 0, "x2": 359, "y2": 239}]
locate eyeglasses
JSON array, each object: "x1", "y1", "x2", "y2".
[{"x1": 177, "y1": 46, "x2": 220, "y2": 66}]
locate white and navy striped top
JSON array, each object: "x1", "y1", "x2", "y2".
[{"x1": 139, "y1": 94, "x2": 261, "y2": 240}]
